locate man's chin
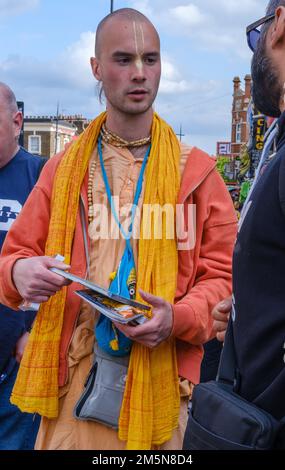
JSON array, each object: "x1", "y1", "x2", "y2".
[{"x1": 122, "y1": 103, "x2": 153, "y2": 116}]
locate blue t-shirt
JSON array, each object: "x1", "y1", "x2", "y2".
[{"x1": 0, "y1": 147, "x2": 45, "y2": 374}]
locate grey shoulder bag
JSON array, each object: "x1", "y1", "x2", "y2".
[
  {"x1": 73, "y1": 342, "x2": 129, "y2": 429},
  {"x1": 73, "y1": 199, "x2": 129, "y2": 429}
]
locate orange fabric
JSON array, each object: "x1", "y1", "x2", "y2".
[
  {"x1": 35, "y1": 139, "x2": 189, "y2": 449},
  {"x1": 35, "y1": 347, "x2": 189, "y2": 450},
  {"x1": 0, "y1": 145, "x2": 237, "y2": 386}
]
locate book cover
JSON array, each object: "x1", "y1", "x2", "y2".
[{"x1": 50, "y1": 268, "x2": 150, "y2": 324}]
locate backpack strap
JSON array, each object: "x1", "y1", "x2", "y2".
[{"x1": 279, "y1": 153, "x2": 285, "y2": 218}]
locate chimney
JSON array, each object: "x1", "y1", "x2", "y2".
[
  {"x1": 244, "y1": 74, "x2": 251, "y2": 99},
  {"x1": 233, "y1": 76, "x2": 241, "y2": 96}
]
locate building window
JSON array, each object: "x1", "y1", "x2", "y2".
[
  {"x1": 28, "y1": 135, "x2": 41, "y2": 154},
  {"x1": 236, "y1": 123, "x2": 242, "y2": 143},
  {"x1": 235, "y1": 99, "x2": 242, "y2": 111}
]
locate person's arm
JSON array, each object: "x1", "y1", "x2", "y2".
[
  {"x1": 172, "y1": 171, "x2": 237, "y2": 345},
  {"x1": 0, "y1": 156, "x2": 70, "y2": 309}
]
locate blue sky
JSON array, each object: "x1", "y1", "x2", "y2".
[{"x1": 0, "y1": 0, "x2": 269, "y2": 154}]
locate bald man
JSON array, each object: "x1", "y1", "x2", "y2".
[
  {"x1": 0, "y1": 82, "x2": 44, "y2": 449},
  {"x1": 0, "y1": 10, "x2": 237, "y2": 450}
]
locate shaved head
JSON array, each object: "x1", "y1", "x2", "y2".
[
  {"x1": 0, "y1": 82, "x2": 22, "y2": 167},
  {"x1": 95, "y1": 8, "x2": 160, "y2": 58},
  {"x1": 0, "y1": 82, "x2": 18, "y2": 115}
]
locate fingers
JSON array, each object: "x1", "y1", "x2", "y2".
[
  {"x1": 114, "y1": 321, "x2": 152, "y2": 343},
  {"x1": 15, "y1": 352, "x2": 23, "y2": 364},
  {"x1": 114, "y1": 316, "x2": 167, "y2": 349},
  {"x1": 214, "y1": 320, "x2": 228, "y2": 333},
  {"x1": 212, "y1": 297, "x2": 232, "y2": 322},
  {"x1": 40, "y1": 258, "x2": 71, "y2": 287},
  {"x1": 44, "y1": 258, "x2": 70, "y2": 271},
  {"x1": 35, "y1": 270, "x2": 70, "y2": 288},
  {"x1": 114, "y1": 322, "x2": 157, "y2": 348},
  {"x1": 139, "y1": 289, "x2": 164, "y2": 307},
  {"x1": 26, "y1": 295, "x2": 50, "y2": 303},
  {"x1": 217, "y1": 331, "x2": 226, "y2": 342},
  {"x1": 212, "y1": 310, "x2": 230, "y2": 322},
  {"x1": 213, "y1": 319, "x2": 228, "y2": 343},
  {"x1": 216, "y1": 297, "x2": 232, "y2": 312},
  {"x1": 114, "y1": 323, "x2": 134, "y2": 337},
  {"x1": 14, "y1": 332, "x2": 29, "y2": 363}
]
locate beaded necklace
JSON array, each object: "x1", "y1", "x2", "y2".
[
  {"x1": 88, "y1": 127, "x2": 151, "y2": 224},
  {"x1": 100, "y1": 123, "x2": 151, "y2": 148}
]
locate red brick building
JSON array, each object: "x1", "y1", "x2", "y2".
[{"x1": 231, "y1": 75, "x2": 252, "y2": 158}]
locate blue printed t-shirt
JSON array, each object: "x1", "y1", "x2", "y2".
[{"x1": 0, "y1": 147, "x2": 44, "y2": 373}]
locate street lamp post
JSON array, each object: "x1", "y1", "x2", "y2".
[
  {"x1": 54, "y1": 101, "x2": 59, "y2": 154},
  {"x1": 110, "y1": 0, "x2": 114, "y2": 13}
]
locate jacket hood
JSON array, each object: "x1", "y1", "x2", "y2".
[{"x1": 178, "y1": 147, "x2": 217, "y2": 203}]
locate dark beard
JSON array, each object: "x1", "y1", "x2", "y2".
[{"x1": 251, "y1": 38, "x2": 282, "y2": 118}]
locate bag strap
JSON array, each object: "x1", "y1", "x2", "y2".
[
  {"x1": 79, "y1": 196, "x2": 90, "y2": 278},
  {"x1": 216, "y1": 314, "x2": 237, "y2": 388},
  {"x1": 279, "y1": 149, "x2": 285, "y2": 219}
]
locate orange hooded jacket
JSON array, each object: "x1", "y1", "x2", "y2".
[{"x1": 0, "y1": 146, "x2": 237, "y2": 386}]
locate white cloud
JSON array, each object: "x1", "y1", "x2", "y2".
[
  {"x1": 129, "y1": 0, "x2": 268, "y2": 57},
  {"x1": 131, "y1": 0, "x2": 153, "y2": 16},
  {"x1": 214, "y1": 0, "x2": 261, "y2": 15},
  {"x1": 170, "y1": 4, "x2": 206, "y2": 27},
  {"x1": 64, "y1": 32, "x2": 95, "y2": 88},
  {"x1": 0, "y1": 0, "x2": 39, "y2": 17},
  {"x1": 160, "y1": 56, "x2": 219, "y2": 94},
  {"x1": 0, "y1": 19, "x2": 233, "y2": 154}
]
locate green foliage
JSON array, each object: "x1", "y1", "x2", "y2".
[{"x1": 216, "y1": 156, "x2": 231, "y2": 182}]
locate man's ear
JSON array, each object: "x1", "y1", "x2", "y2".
[
  {"x1": 270, "y1": 6, "x2": 285, "y2": 49},
  {"x1": 90, "y1": 57, "x2": 101, "y2": 81},
  {"x1": 13, "y1": 111, "x2": 23, "y2": 140}
]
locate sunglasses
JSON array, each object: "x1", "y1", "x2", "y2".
[{"x1": 246, "y1": 13, "x2": 275, "y2": 52}]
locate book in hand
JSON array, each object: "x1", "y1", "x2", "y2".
[{"x1": 50, "y1": 268, "x2": 150, "y2": 325}]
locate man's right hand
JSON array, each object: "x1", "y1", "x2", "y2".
[
  {"x1": 212, "y1": 297, "x2": 232, "y2": 342},
  {"x1": 12, "y1": 256, "x2": 71, "y2": 304}
]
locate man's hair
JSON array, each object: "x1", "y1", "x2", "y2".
[
  {"x1": 95, "y1": 8, "x2": 159, "y2": 58},
  {"x1": 266, "y1": 0, "x2": 285, "y2": 15},
  {"x1": 0, "y1": 82, "x2": 18, "y2": 114}
]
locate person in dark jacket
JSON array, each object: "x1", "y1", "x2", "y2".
[{"x1": 210, "y1": 0, "x2": 285, "y2": 448}]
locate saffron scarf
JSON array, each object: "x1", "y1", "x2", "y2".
[{"x1": 11, "y1": 112, "x2": 181, "y2": 450}]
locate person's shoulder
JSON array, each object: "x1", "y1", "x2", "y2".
[
  {"x1": 34, "y1": 146, "x2": 74, "y2": 191},
  {"x1": 180, "y1": 142, "x2": 216, "y2": 178},
  {"x1": 17, "y1": 147, "x2": 47, "y2": 171},
  {"x1": 180, "y1": 142, "x2": 215, "y2": 162},
  {"x1": 18, "y1": 146, "x2": 42, "y2": 162}
]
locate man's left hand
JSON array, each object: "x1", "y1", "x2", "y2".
[
  {"x1": 14, "y1": 331, "x2": 29, "y2": 363},
  {"x1": 114, "y1": 290, "x2": 173, "y2": 349}
]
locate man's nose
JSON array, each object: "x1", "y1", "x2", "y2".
[{"x1": 131, "y1": 60, "x2": 146, "y2": 81}]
